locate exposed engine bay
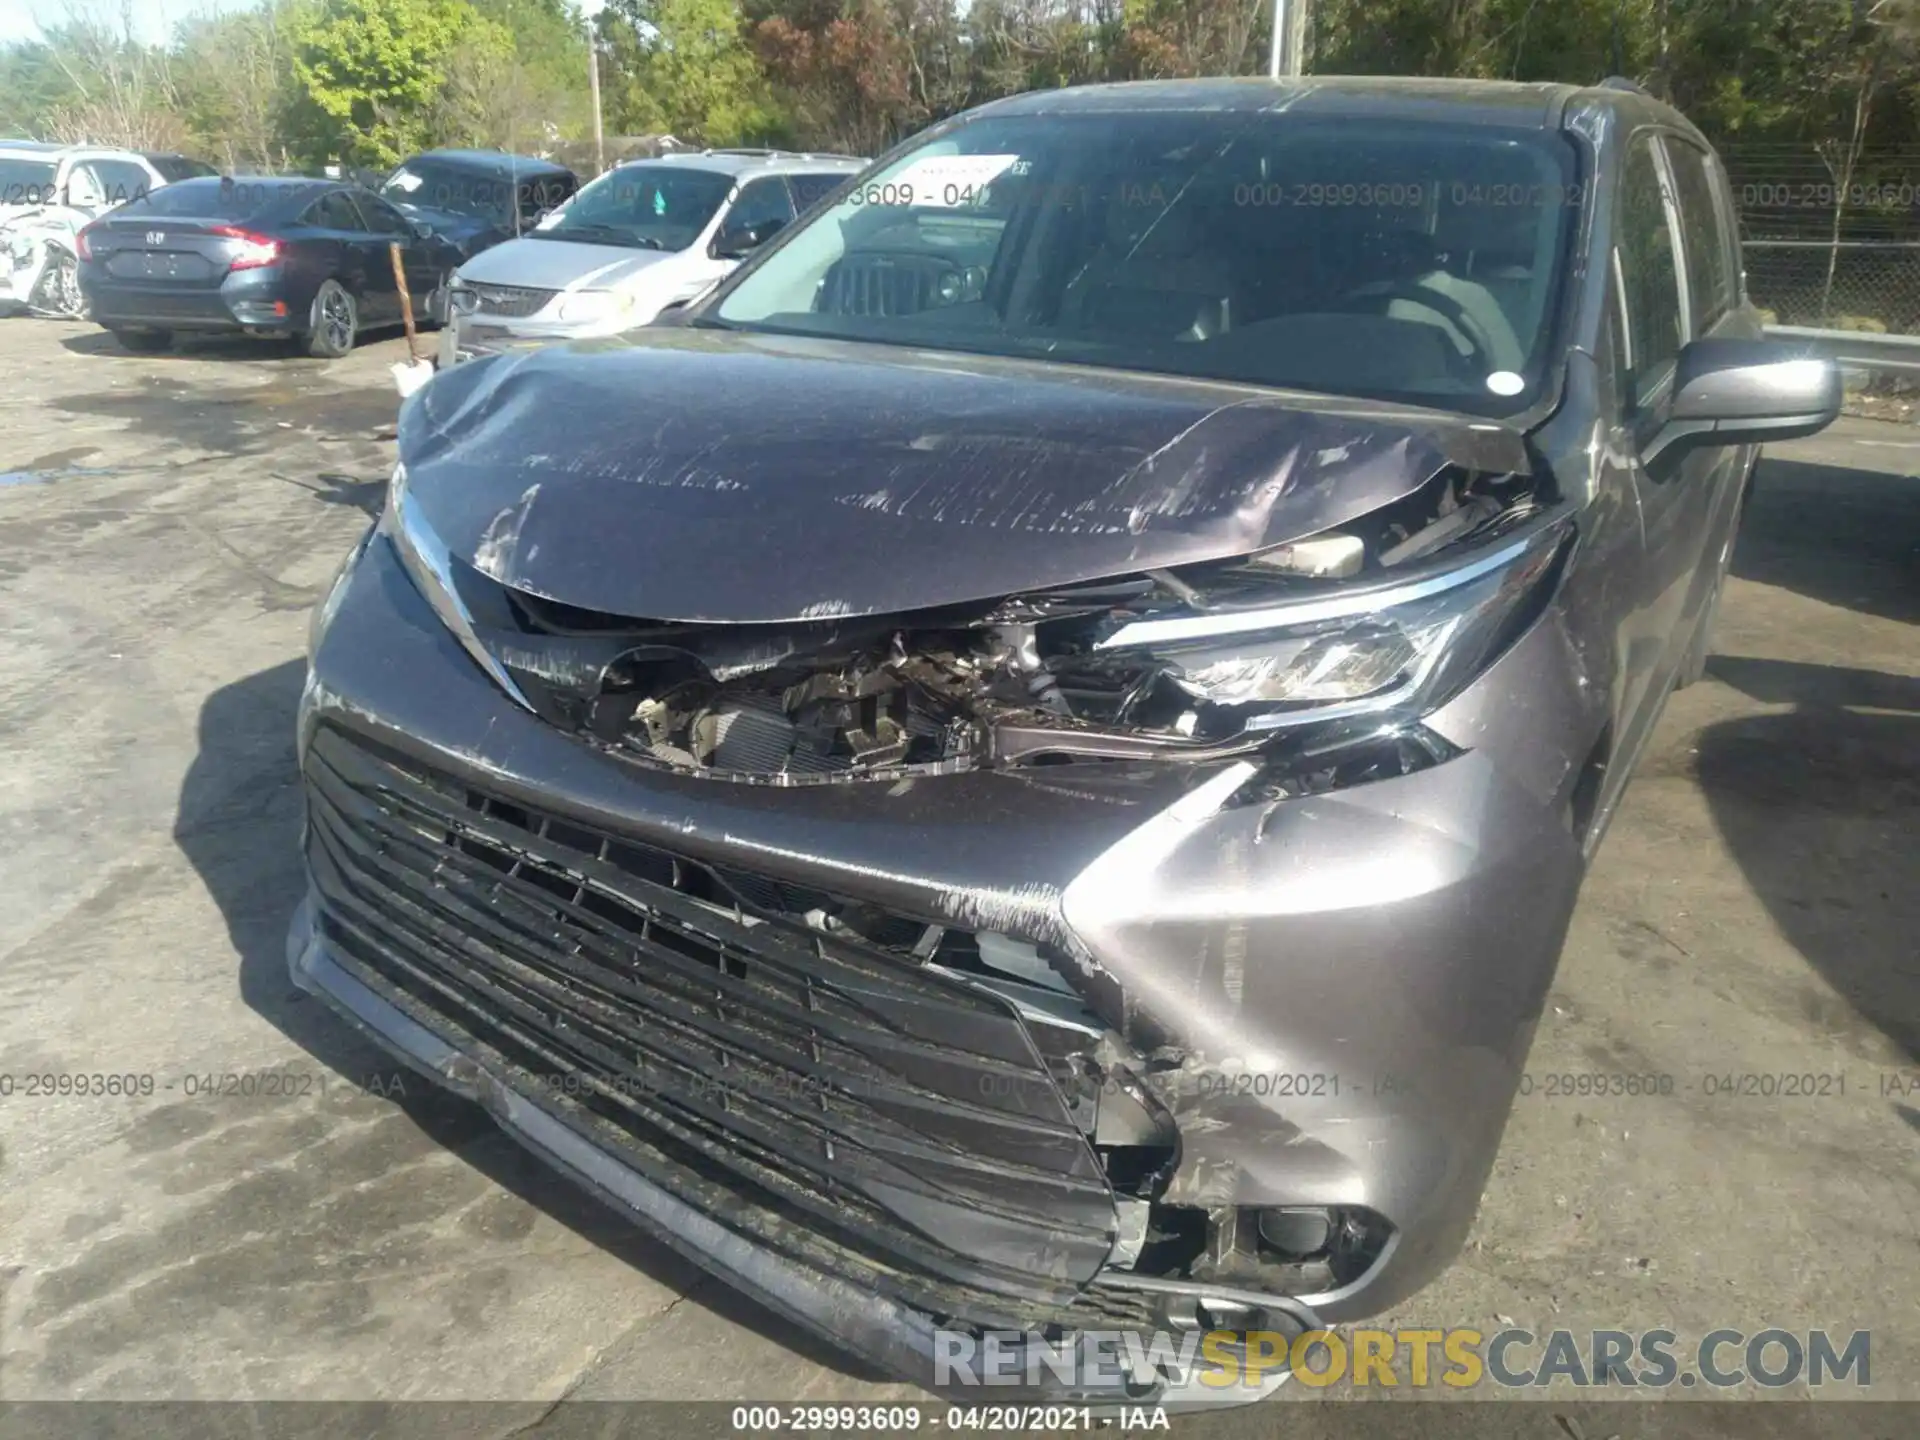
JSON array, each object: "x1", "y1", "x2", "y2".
[{"x1": 502, "y1": 463, "x2": 1548, "y2": 783}]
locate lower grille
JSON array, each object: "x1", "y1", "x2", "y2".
[
  {"x1": 467, "y1": 281, "x2": 556, "y2": 318},
  {"x1": 302, "y1": 726, "x2": 1145, "y2": 1328}
]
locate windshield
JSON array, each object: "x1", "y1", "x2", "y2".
[
  {"x1": 0, "y1": 157, "x2": 59, "y2": 206},
  {"x1": 531, "y1": 165, "x2": 732, "y2": 251},
  {"x1": 381, "y1": 161, "x2": 569, "y2": 225},
  {"x1": 712, "y1": 113, "x2": 1582, "y2": 415}
]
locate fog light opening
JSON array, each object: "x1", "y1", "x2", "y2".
[
  {"x1": 1166, "y1": 1204, "x2": 1394, "y2": 1293},
  {"x1": 1257, "y1": 1206, "x2": 1334, "y2": 1260}
]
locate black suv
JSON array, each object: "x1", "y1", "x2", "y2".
[{"x1": 294, "y1": 77, "x2": 1838, "y2": 1403}]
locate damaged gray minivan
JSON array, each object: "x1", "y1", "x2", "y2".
[{"x1": 291, "y1": 76, "x2": 1840, "y2": 1400}]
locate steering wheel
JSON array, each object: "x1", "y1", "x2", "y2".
[{"x1": 1329, "y1": 281, "x2": 1497, "y2": 381}]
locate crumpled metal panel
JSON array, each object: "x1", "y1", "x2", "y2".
[{"x1": 398, "y1": 327, "x2": 1529, "y2": 624}]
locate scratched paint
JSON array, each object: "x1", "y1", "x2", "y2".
[{"x1": 392, "y1": 329, "x2": 1526, "y2": 624}]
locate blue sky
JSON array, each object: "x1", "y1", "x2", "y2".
[
  {"x1": 0, "y1": 0, "x2": 257, "y2": 46},
  {"x1": 1, "y1": 0, "x2": 605, "y2": 44}
]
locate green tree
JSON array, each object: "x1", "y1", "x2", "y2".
[
  {"x1": 174, "y1": 0, "x2": 311, "y2": 171},
  {"x1": 0, "y1": 41, "x2": 80, "y2": 138},
  {"x1": 438, "y1": 0, "x2": 592, "y2": 149},
  {"x1": 601, "y1": 0, "x2": 784, "y2": 144},
  {"x1": 291, "y1": 0, "x2": 507, "y2": 166}
]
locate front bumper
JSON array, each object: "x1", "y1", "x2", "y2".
[
  {"x1": 293, "y1": 529, "x2": 1596, "y2": 1390},
  {"x1": 2, "y1": 247, "x2": 46, "y2": 307},
  {"x1": 446, "y1": 303, "x2": 665, "y2": 363}
]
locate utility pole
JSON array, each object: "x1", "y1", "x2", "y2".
[
  {"x1": 1269, "y1": 0, "x2": 1309, "y2": 79},
  {"x1": 589, "y1": 45, "x2": 605, "y2": 177}
]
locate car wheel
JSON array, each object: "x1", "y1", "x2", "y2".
[
  {"x1": 31, "y1": 248, "x2": 88, "y2": 319},
  {"x1": 110, "y1": 327, "x2": 172, "y2": 353},
  {"x1": 306, "y1": 280, "x2": 358, "y2": 358}
]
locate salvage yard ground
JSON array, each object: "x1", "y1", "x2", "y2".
[{"x1": 0, "y1": 320, "x2": 1915, "y2": 1437}]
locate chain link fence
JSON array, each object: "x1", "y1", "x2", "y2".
[
  {"x1": 1725, "y1": 145, "x2": 1920, "y2": 333},
  {"x1": 1742, "y1": 239, "x2": 1920, "y2": 330}
]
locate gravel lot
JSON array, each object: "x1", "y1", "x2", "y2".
[{"x1": 1, "y1": 318, "x2": 1914, "y2": 1436}]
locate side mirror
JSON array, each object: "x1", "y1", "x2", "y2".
[
  {"x1": 1645, "y1": 338, "x2": 1842, "y2": 469},
  {"x1": 410, "y1": 219, "x2": 433, "y2": 240},
  {"x1": 711, "y1": 216, "x2": 786, "y2": 260}
]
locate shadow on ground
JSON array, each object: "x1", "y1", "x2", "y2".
[
  {"x1": 171, "y1": 657, "x2": 884, "y2": 1381},
  {"x1": 46, "y1": 373, "x2": 400, "y2": 458},
  {"x1": 1696, "y1": 655, "x2": 1920, "y2": 1067},
  {"x1": 1741, "y1": 454, "x2": 1920, "y2": 623},
  {"x1": 61, "y1": 326, "x2": 417, "y2": 363},
  {"x1": 1706, "y1": 448, "x2": 1919, "y2": 1069},
  {"x1": 60, "y1": 329, "x2": 310, "y2": 362}
]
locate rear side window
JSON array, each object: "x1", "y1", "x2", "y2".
[
  {"x1": 725, "y1": 176, "x2": 796, "y2": 234},
  {"x1": 1663, "y1": 139, "x2": 1736, "y2": 332},
  {"x1": 788, "y1": 172, "x2": 848, "y2": 211},
  {"x1": 305, "y1": 191, "x2": 365, "y2": 231},
  {"x1": 86, "y1": 158, "x2": 156, "y2": 208},
  {"x1": 353, "y1": 192, "x2": 415, "y2": 236},
  {"x1": 1614, "y1": 137, "x2": 1685, "y2": 410}
]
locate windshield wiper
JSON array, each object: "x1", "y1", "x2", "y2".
[{"x1": 537, "y1": 222, "x2": 667, "y2": 250}]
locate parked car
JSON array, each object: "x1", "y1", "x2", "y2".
[
  {"x1": 441, "y1": 149, "x2": 863, "y2": 360},
  {"x1": 1, "y1": 143, "x2": 170, "y2": 318},
  {"x1": 293, "y1": 77, "x2": 1840, "y2": 1400},
  {"x1": 77, "y1": 175, "x2": 466, "y2": 356},
  {"x1": 143, "y1": 152, "x2": 220, "y2": 183},
  {"x1": 374, "y1": 149, "x2": 577, "y2": 269}
]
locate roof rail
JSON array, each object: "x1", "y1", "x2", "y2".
[
  {"x1": 1599, "y1": 75, "x2": 1649, "y2": 95},
  {"x1": 691, "y1": 146, "x2": 865, "y2": 164}
]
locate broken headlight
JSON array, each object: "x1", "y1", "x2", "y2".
[
  {"x1": 379, "y1": 462, "x2": 534, "y2": 709},
  {"x1": 1096, "y1": 515, "x2": 1571, "y2": 733}
]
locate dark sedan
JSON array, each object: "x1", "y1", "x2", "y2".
[
  {"x1": 77, "y1": 176, "x2": 465, "y2": 356},
  {"x1": 374, "y1": 150, "x2": 578, "y2": 263}
]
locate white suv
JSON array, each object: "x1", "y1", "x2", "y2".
[
  {"x1": 443, "y1": 149, "x2": 864, "y2": 360},
  {"x1": 1, "y1": 142, "x2": 170, "y2": 317}
]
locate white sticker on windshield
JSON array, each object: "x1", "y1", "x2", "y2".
[
  {"x1": 885, "y1": 153, "x2": 1020, "y2": 208},
  {"x1": 388, "y1": 170, "x2": 423, "y2": 193},
  {"x1": 1486, "y1": 371, "x2": 1525, "y2": 396}
]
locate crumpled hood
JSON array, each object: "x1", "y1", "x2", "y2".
[
  {"x1": 390, "y1": 203, "x2": 500, "y2": 253},
  {"x1": 456, "y1": 235, "x2": 677, "y2": 291},
  {"x1": 398, "y1": 327, "x2": 1531, "y2": 624}
]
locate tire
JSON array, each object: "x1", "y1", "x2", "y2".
[
  {"x1": 110, "y1": 327, "x2": 172, "y2": 353},
  {"x1": 30, "y1": 248, "x2": 88, "y2": 319},
  {"x1": 305, "y1": 279, "x2": 358, "y2": 358}
]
